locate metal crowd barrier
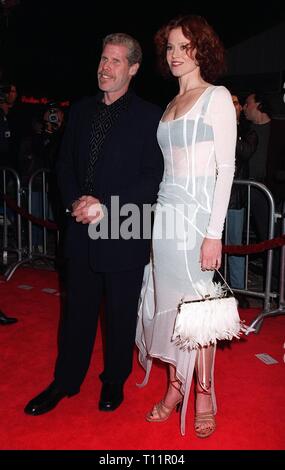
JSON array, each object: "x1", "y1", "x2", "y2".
[
  {"x1": 28, "y1": 168, "x2": 51, "y2": 257},
  {"x1": 1, "y1": 170, "x2": 284, "y2": 332},
  {"x1": 224, "y1": 179, "x2": 283, "y2": 333},
  {"x1": 246, "y1": 200, "x2": 285, "y2": 332},
  {"x1": 0, "y1": 168, "x2": 59, "y2": 280},
  {"x1": 0, "y1": 167, "x2": 23, "y2": 265}
]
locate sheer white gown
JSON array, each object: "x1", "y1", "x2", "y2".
[{"x1": 136, "y1": 85, "x2": 237, "y2": 435}]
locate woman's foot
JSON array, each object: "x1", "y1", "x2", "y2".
[
  {"x1": 146, "y1": 379, "x2": 183, "y2": 422},
  {"x1": 194, "y1": 390, "x2": 216, "y2": 438}
]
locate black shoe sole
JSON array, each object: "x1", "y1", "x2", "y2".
[{"x1": 98, "y1": 400, "x2": 123, "y2": 412}]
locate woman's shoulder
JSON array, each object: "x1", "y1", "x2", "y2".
[
  {"x1": 207, "y1": 86, "x2": 233, "y2": 113},
  {"x1": 210, "y1": 85, "x2": 232, "y2": 100}
]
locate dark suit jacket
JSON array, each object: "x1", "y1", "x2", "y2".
[
  {"x1": 266, "y1": 118, "x2": 285, "y2": 205},
  {"x1": 228, "y1": 123, "x2": 258, "y2": 210},
  {"x1": 57, "y1": 91, "x2": 164, "y2": 272}
]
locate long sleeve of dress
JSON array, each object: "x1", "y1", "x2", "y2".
[{"x1": 206, "y1": 87, "x2": 236, "y2": 239}]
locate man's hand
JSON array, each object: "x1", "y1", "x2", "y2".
[
  {"x1": 199, "y1": 238, "x2": 222, "y2": 271},
  {"x1": 71, "y1": 195, "x2": 104, "y2": 224}
]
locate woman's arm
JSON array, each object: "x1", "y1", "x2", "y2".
[
  {"x1": 206, "y1": 86, "x2": 236, "y2": 240},
  {"x1": 200, "y1": 87, "x2": 236, "y2": 271}
]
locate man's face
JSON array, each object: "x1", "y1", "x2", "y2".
[
  {"x1": 97, "y1": 43, "x2": 138, "y2": 95},
  {"x1": 243, "y1": 94, "x2": 259, "y2": 122},
  {"x1": 232, "y1": 95, "x2": 242, "y2": 121}
]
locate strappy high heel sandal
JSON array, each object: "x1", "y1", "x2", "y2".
[
  {"x1": 146, "y1": 379, "x2": 183, "y2": 423},
  {"x1": 194, "y1": 391, "x2": 216, "y2": 438},
  {"x1": 194, "y1": 345, "x2": 216, "y2": 438}
]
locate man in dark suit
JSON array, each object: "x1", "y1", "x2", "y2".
[{"x1": 24, "y1": 33, "x2": 163, "y2": 416}]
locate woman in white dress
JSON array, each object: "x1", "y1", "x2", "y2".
[{"x1": 136, "y1": 15, "x2": 241, "y2": 438}]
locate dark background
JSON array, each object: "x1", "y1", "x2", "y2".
[{"x1": 1, "y1": 0, "x2": 285, "y2": 106}]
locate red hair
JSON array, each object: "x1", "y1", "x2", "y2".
[{"x1": 154, "y1": 15, "x2": 225, "y2": 82}]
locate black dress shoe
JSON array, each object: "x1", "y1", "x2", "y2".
[
  {"x1": 99, "y1": 383, "x2": 124, "y2": 411},
  {"x1": 24, "y1": 382, "x2": 67, "y2": 416},
  {"x1": 0, "y1": 310, "x2": 18, "y2": 325}
]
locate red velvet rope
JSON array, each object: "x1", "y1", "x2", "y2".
[
  {"x1": 222, "y1": 235, "x2": 285, "y2": 254},
  {"x1": 2, "y1": 195, "x2": 285, "y2": 253},
  {"x1": 2, "y1": 195, "x2": 58, "y2": 230}
]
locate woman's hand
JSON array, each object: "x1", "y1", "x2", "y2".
[{"x1": 199, "y1": 238, "x2": 222, "y2": 271}]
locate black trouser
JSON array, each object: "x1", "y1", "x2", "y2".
[
  {"x1": 54, "y1": 257, "x2": 145, "y2": 395},
  {"x1": 251, "y1": 189, "x2": 270, "y2": 243}
]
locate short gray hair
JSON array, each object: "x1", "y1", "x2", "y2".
[{"x1": 102, "y1": 33, "x2": 142, "y2": 66}]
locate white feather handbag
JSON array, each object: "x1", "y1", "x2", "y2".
[{"x1": 172, "y1": 271, "x2": 246, "y2": 350}]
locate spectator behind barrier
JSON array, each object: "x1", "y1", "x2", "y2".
[
  {"x1": 243, "y1": 91, "x2": 285, "y2": 290},
  {"x1": 0, "y1": 80, "x2": 23, "y2": 172},
  {"x1": 227, "y1": 94, "x2": 258, "y2": 307},
  {"x1": 18, "y1": 103, "x2": 66, "y2": 252}
]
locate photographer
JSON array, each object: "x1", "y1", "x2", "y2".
[
  {"x1": 18, "y1": 102, "x2": 66, "y2": 251},
  {"x1": 0, "y1": 83, "x2": 12, "y2": 167},
  {"x1": 42, "y1": 103, "x2": 65, "y2": 170},
  {"x1": 19, "y1": 102, "x2": 65, "y2": 186},
  {"x1": 0, "y1": 81, "x2": 19, "y2": 170},
  {"x1": 42, "y1": 103, "x2": 66, "y2": 230}
]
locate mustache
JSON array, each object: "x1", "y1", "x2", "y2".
[{"x1": 98, "y1": 71, "x2": 113, "y2": 79}]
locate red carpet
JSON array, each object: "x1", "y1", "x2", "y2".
[{"x1": 1, "y1": 267, "x2": 285, "y2": 450}]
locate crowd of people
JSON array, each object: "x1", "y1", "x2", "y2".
[{"x1": 1, "y1": 14, "x2": 284, "y2": 439}]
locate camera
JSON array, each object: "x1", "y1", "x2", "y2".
[
  {"x1": 42, "y1": 102, "x2": 64, "y2": 133},
  {"x1": 47, "y1": 109, "x2": 59, "y2": 124}
]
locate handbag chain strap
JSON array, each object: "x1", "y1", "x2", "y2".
[
  {"x1": 179, "y1": 269, "x2": 234, "y2": 307},
  {"x1": 215, "y1": 269, "x2": 234, "y2": 296}
]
